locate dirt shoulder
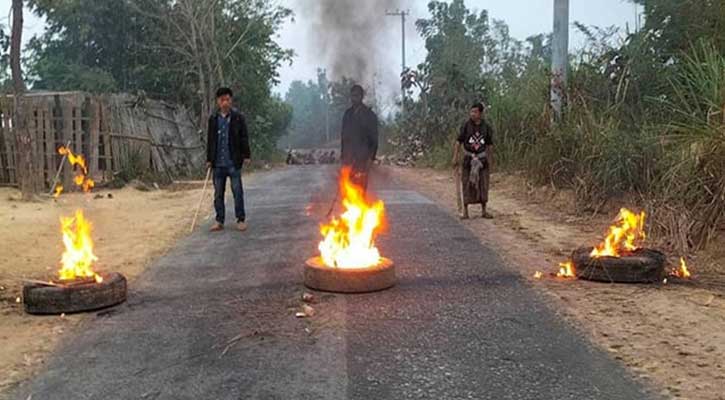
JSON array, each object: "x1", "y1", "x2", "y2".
[
  {"x1": 0, "y1": 174, "x2": 257, "y2": 396},
  {"x1": 387, "y1": 166, "x2": 725, "y2": 400}
]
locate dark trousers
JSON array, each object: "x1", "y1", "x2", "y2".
[
  {"x1": 345, "y1": 160, "x2": 371, "y2": 194},
  {"x1": 213, "y1": 166, "x2": 245, "y2": 224}
]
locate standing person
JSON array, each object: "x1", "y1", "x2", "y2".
[
  {"x1": 340, "y1": 84, "x2": 379, "y2": 191},
  {"x1": 207, "y1": 87, "x2": 251, "y2": 232},
  {"x1": 453, "y1": 102, "x2": 494, "y2": 220}
]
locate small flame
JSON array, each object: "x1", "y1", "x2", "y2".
[
  {"x1": 534, "y1": 271, "x2": 543, "y2": 279},
  {"x1": 318, "y1": 167, "x2": 385, "y2": 269},
  {"x1": 58, "y1": 146, "x2": 94, "y2": 193},
  {"x1": 53, "y1": 184, "x2": 63, "y2": 198},
  {"x1": 58, "y1": 209, "x2": 102, "y2": 283},
  {"x1": 591, "y1": 208, "x2": 646, "y2": 258},
  {"x1": 557, "y1": 261, "x2": 576, "y2": 278},
  {"x1": 672, "y1": 257, "x2": 692, "y2": 279}
]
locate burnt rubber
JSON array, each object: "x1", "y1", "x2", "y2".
[
  {"x1": 571, "y1": 247, "x2": 666, "y2": 283},
  {"x1": 23, "y1": 272, "x2": 127, "y2": 315},
  {"x1": 304, "y1": 257, "x2": 396, "y2": 293}
]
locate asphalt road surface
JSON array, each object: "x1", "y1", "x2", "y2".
[{"x1": 12, "y1": 166, "x2": 659, "y2": 400}]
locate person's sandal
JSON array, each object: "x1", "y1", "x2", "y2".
[
  {"x1": 209, "y1": 222, "x2": 224, "y2": 232},
  {"x1": 482, "y1": 211, "x2": 494, "y2": 219},
  {"x1": 237, "y1": 221, "x2": 248, "y2": 232}
]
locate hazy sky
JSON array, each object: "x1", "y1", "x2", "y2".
[
  {"x1": 2, "y1": 0, "x2": 640, "y2": 102},
  {"x1": 276, "y1": 0, "x2": 640, "y2": 101}
]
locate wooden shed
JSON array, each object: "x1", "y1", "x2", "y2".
[{"x1": 0, "y1": 91, "x2": 205, "y2": 189}]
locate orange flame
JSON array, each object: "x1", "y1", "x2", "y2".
[
  {"x1": 318, "y1": 167, "x2": 385, "y2": 269},
  {"x1": 673, "y1": 257, "x2": 692, "y2": 279},
  {"x1": 591, "y1": 208, "x2": 646, "y2": 258},
  {"x1": 53, "y1": 184, "x2": 63, "y2": 198},
  {"x1": 58, "y1": 209, "x2": 102, "y2": 283},
  {"x1": 533, "y1": 271, "x2": 543, "y2": 279},
  {"x1": 557, "y1": 261, "x2": 576, "y2": 278},
  {"x1": 58, "y1": 146, "x2": 95, "y2": 193}
]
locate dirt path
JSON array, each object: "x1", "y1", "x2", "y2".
[
  {"x1": 0, "y1": 176, "x2": 256, "y2": 396},
  {"x1": 388, "y1": 166, "x2": 725, "y2": 400}
]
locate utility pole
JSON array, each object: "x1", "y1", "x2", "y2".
[
  {"x1": 386, "y1": 9, "x2": 409, "y2": 117},
  {"x1": 551, "y1": 0, "x2": 569, "y2": 119}
]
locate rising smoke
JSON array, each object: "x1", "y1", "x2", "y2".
[{"x1": 305, "y1": 0, "x2": 411, "y2": 88}]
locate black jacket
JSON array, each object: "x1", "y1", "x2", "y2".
[
  {"x1": 340, "y1": 105, "x2": 378, "y2": 170},
  {"x1": 207, "y1": 109, "x2": 251, "y2": 168}
]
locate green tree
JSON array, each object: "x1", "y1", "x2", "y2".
[
  {"x1": 282, "y1": 70, "x2": 351, "y2": 148},
  {"x1": 27, "y1": 0, "x2": 295, "y2": 160},
  {"x1": 0, "y1": 24, "x2": 11, "y2": 88},
  {"x1": 284, "y1": 79, "x2": 326, "y2": 147},
  {"x1": 631, "y1": 0, "x2": 725, "y2": 57}
]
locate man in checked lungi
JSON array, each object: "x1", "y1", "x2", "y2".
[{"x1": 452, "y1": 102, "x2": 494, "y2": 220}]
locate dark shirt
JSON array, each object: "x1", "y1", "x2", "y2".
[
  {"x1": 341, "y1": 105, "x2": 379, "y2": 171},
  {"x1": 206, "y1": 108, "x2": 251, "y2": 168},
  {"x1": 215, "y1": 113, "x2": 232, "y2": 168},
  {"x1": 457, "y1": 119, "x2": 494, "y2": 155},
  {"x1": 458, "y1": 119, "x2": 494, "y2": 169}
]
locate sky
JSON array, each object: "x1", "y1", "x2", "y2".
[
  {"x1": 1, "y1": 0, "x2": 640, "y2": 103},
  {"x1": 275, "y1": 0, "x2": 641, "y2": 102}
]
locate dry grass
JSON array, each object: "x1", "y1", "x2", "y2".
[{"x1": 0, "y1": 183, "x2": 221, "y2": 395}]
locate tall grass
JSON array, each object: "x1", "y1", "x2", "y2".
[
  {"x1": 483, "y1": 42, "x2": 722, "y2": 251},
  {"x1": 646, "y1": 42, "x2": 725, "y2": 252}
]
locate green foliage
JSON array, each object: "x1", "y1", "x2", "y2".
[
  {"x1": 647, "y1": 41, "x2": 725, "y2": 250},
  {"x1": 631, "y1": 0, "x2": 725, "y2": 57},
  {"x1": 389, "y1": 0, "x2": 725, "y2": 251},
  {"x1": 26, "y1": 0, "x2": 294, "y2": 160},
  {"x1": 248, "y1": 95, "x2": 293, "y2": 157},
  {"x1": 283, "y1": 69, "x2": 337, "y2": 148},
  {"x1": 281, "y1": 72, "x2": 362, "y2": 149},
  {"x1": 0, "y1": 24, "x2": 9, "y2": 87}
]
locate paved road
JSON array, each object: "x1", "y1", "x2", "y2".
[{"x1": 12, "y1": 166, "x2": 658, "y2": 400}]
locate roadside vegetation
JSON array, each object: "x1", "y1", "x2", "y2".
[{"x1": 389, "y1": 0, "x2": 725, "y2": 255}]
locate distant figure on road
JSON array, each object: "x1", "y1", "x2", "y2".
[
  {"x1": 453, "y1": 102, "x2": 494, "y2": 220},
  {"x1": 340, "y1": 84, "x2": 379, "y2": 191},
  {"x1": 206, "y1": 87, "x2": 251, "y2": 232}
]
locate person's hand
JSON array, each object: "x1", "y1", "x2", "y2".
[
  {"x1": 243, "y1": 158, "x2": 252, "y2": 167},
  {"x1": 206, "y1": 161, "x2": 212, "y2": 170}
]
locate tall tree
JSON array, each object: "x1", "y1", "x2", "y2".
[
  {"x1": 28, "y1": 0, "x2": 295, "y2": 159},
  {"x1": 11, "y1": 0, "x2": 40, "y2": 199},
  {"x1": 0, "y1": 24, "x2": 10, "y2": 88},
  {"x1": 282, "y1": 70, "x2": 350, "y2": 148},
  {"x1": 631, "y1": 0, "x2": 725, "y2": 57}
]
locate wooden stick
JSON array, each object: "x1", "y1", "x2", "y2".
[
  {"x1": 47, "y1": 140, "x2": 72, "y2": 196},
  {"x1": 190, "y1": 167, "x2": 212, "y2": 233},
  {"x1": 454, "y1": 165, "x2": 463, "y2": 215}
]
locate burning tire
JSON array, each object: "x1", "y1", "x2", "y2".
[
  {"x1": 571, "y1": 247, "x2": 666, "y2": 283},
  {"x1": 23, "y1": 272, "x2": 127, "y2": 315},
  {"x1": 304, "y1": 257, "x2": 396, "y2": 293}
]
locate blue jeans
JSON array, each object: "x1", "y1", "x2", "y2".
[{"x1": 213, "y1": 166, "x2": 246, "y2": 224}]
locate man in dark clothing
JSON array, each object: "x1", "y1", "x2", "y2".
[
  {"x1": 206, "y1": 87, "x2": 251, "y2": 232},
  {"x1": 453, "y1": 102, "x2": 494, "y2": 220},
  {"x1": 340, "y1": 85, "x2": 379, "y2": 191}
]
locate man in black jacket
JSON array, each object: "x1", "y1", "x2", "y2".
[
  {"x1": 207, "y1": 87, "x2": 251, "y2": 232},
  {"x1": 340, "y1": 84, "x2": 378, "y2": 191}
]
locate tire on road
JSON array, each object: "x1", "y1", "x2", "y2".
[
  {"x1": 23, "y1": 272, "x2": 127, "y2": 315},
  {"x1": 304, "y1": 257, "x2": 396, "y2": 293},
  {"x1": 571, "y1": 247, "x2": 666, "y2": 283}
]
